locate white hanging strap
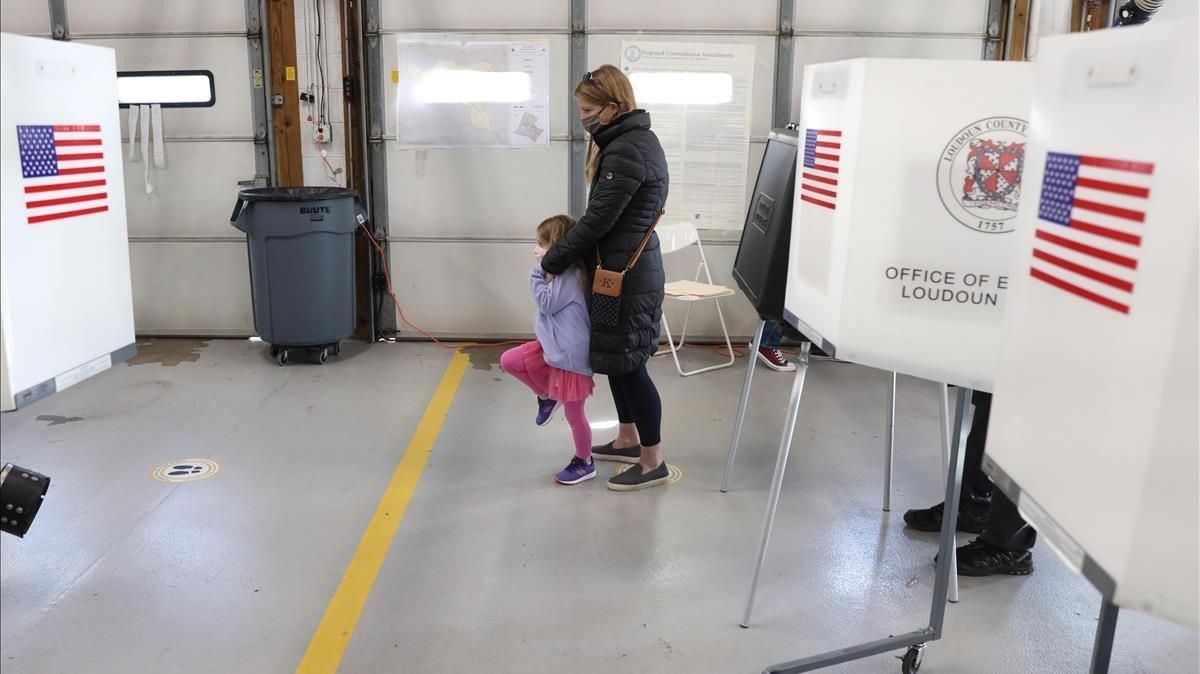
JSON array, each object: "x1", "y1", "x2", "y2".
[
  {"x1": 151, "y1": 103, "x2": 165, "y2": 168},
  {"x1": 127, "y1": 105, "x2": 140, "y2": 162},
  {"x1": 139, "y1": 104, "x2": 153, "y2": 194}
]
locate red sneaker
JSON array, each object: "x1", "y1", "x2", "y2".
[{"x1": 756, "y1": 346, "x2": 796, "y2": 372}]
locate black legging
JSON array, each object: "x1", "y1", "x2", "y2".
[{"x1": 608, "y1": 364, "x2": 662, "y2": 447}]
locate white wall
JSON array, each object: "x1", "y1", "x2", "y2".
[
  {"x1": 379, "y1": 0, "x2": 995, "y2": 340},
  {"x1": 55, "y1": 0, "x2": 256, "y2": 335},
  {"x1": 0, "y1": 0, "x2": 49, "y2": 35}
]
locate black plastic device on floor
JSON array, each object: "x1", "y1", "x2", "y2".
[{"x1": 0, "y1": 463, "x2": 50, "y2": 538}]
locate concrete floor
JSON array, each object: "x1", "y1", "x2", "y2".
[{"x1": 1, "y1": 339, "x2": 1195, "y2": 673}]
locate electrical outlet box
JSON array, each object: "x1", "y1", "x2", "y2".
[{"x1": 314, "y1": 123, "x2": 330, "y2": 144}]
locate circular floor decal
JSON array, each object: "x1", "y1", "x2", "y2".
[
  {"x1": 152, "y1": 459, "x2": 220, "y2": 483},
  {"x1": 615, "y1": 463, "x2": 683, "y2": 485}
]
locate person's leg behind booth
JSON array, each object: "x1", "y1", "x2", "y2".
[
  {"x1": 755, "y1": 320, "x2": 796, "y2": 372},
  {"x1": 957, "y1": 488, "x2": 1037, "y2": 576},
  {"x1": 903, "y1": 390, "x2": 996, "y2": 534}
]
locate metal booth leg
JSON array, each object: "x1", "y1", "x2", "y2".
[
  {"x1": 761, "y1": 387, "x2": 973, "y2": 673},
  {"x1": 1090, "y1": 597, "x2": 1120, "y2": 674},
  {"x1": 722, "y1": 319, "x2": 767, "y2": 493},
  {"x1": 740, "y1": 342, "x2": 812, "y2": 628},
  {"x1": 937, "y1": 383, "x2": 960, "y2": 603},
  {"x1": 883, "y1": 371, "x2": 897, "y2": 511}
]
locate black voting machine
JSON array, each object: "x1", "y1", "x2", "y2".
[{"x1": 732, "y1": 128, "x2": 807, "y2": 344}]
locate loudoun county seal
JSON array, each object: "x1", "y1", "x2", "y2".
[{"x1": 936, "y1": 116, "x2": 1028, "y2": 234}]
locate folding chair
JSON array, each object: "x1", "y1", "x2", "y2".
[{"x1": 655, "y1": 222, "x2": 737, "y2": 377}]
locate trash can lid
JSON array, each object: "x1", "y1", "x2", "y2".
[{"x1": 238, "y1": 186, "x2": 357, "y2": 202}]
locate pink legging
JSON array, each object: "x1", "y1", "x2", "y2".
[{"x1": 500, "y1": 346, "x2": 591, "y2": 460}]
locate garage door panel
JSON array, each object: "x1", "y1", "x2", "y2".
[
  {"x1": 589, "y1": 0, "x2": 776, "y2": 31},
  {"x1": 67, "y1": 0, "x2": 245, "y2": 35},
  {"x1": 84, "y1": 36, "x2": 253, "y2": 138},
  {"x1": 587, "y1": 34, "x2": 776, "y2": 140},
  {"x1": 790, "y1": 37, "x2": 983, "y2": 114},
  {"x1": 123, "y1": 142, "x2": 256, "y2": 238},
  {"x1": 0, "y1": 0, "x2": 49, "y2": 34},
  {"x1": 793, "y1": 0, "x2": 988, "y2": 35},
  {"x1": 128, "y1": 242, "x2": 253, "y2": 335},
  {"x1": 386, "y1": 241, "x2": 759, "y2": 339},
  {"x1": 386, "y1": 142, "x2": 569, "y2": 239},
  {"x1": 381, "y1": 0, "x2": 567, "y2": 31},
  {"x1": 387, "y1": 241, "x2": 539, "y2": 336},
  {"x1": 382, "y1": 33, "x2": 569, "y2": 141}
]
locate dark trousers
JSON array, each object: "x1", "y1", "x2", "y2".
[
  {"x1": 609, "y1": 363, "x2": 662, "y2": 447},
  {"x1": 963, "y1": 391, "x2": 1037, "y2": 552}
]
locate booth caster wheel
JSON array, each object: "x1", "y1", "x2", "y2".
[
  {"x1": 277, "y1": 350, "x2": 290, "y2": 366},
  {"x1": 319, "y1": 348, "x2": 329, "y2": 364},
  {"x1": 332, "y1": 343, "x2": 341, "y2": 356},
  {"x1": 270, "y1": 345, "x2": 281, "y2": 358},
  {"x1": 900, "y1": 645, "x2": 924, "y2": 673}
]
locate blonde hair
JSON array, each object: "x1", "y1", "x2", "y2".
[
  {"x1": 537, "y1": 215, "x2": 593, "y2": 295},
  {"x1": 574, "y1": 64, "x2": 637, "y2": 182}
]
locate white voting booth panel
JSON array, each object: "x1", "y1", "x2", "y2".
[
  {"x1": 983, "y1": 19, "x2": 1199, "y2": 631},
  {"x1": 783, "y1": 58, "x2": 1034, "y2": 390},
  {"x1": 0, "y1": 34, "x2": 135, "y2": 412}
]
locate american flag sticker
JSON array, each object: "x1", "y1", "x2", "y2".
[
  {"x1": 801, "y1": 128, "x2": 841, "y2": 211},
  {"x1": 1031, "y1": 151, "x2": 1154, "y2": 315},
  {"x1": 18, "y1": 124, "x2": 109, "y2": 225}
]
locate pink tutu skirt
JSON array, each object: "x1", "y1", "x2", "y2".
[{"x1": 520, "y1": 341, "x2": 594, "y2": 403}]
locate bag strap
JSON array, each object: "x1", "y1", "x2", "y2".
[
  {"x1": 595, "y1": 208, "x2": 666, "y2": 273},
  {"x1": 624, "y1": 209, "x2": 665, "y2": 272}
]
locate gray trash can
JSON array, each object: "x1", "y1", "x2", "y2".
[{"x1": 230, "y1": 187, "x2": 363, "y2": 365}]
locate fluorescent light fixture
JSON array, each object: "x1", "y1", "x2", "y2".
[
  {"x1": 589, "y1": 419, "x2": 620, "y2": 431},
  {"x1": 413, "y1": 70, "x2": 532, "y2": 104},
  {"x1": 630, "y1": 71, "x2": 734, "y2": 105},
  {"x1": 117, "y1": 71, "x2": 215, "y2": 107}
]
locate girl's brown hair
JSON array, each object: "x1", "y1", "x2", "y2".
[
  {"x1": 537, "y1": 215, "x2": 593, "y2": 295},
  {"x1": 574, "y1": 64, "x2": 637, "y2": 182}
]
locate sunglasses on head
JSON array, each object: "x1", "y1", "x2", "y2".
[{"x1": 581, "y1": 71, "x2": 594, "y2": 83}]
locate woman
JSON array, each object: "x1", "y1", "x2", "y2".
[{"x1": 540, "y1": 64, "x2": 670, "y2": 492}]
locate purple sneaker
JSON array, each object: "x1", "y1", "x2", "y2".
[
  {"x1": 536, "y1": 397, "x2": 560, "y2": 426},
  {"x1": 555, "y1": 457, "x2": 596, "y2": 485}
]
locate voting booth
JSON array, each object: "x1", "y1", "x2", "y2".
[
  {"x1": 746, "y1": 58, "x2": 1038, "y2": 674},
  {"x1": 783, "y1": 58, "x2": 1034, "y2": 391},
  {"x1": 983, "y1": 18, "x2": 1199, "y2": 637},
  {"x1": 1, "y1": 34, "x2": 136, "y2": 412}
]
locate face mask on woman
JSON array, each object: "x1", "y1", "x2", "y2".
[
  {"x1": 533, "y1": 245, "x2": 548, "y2": 262},
  {"x1": 581, "y1": 114, "x2": 604, "y2": 135},
  {"x1": 581, "y1": 103, "x2": 617, "y2": 136}
]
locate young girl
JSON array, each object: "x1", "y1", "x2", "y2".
[{"x1": 499, "y1": 215, "x2": 597, "y2": 485}]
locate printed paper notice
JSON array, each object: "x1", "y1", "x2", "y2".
[
  {"x1": 396, "y1": 41, "x2": 550, "y2": 148},
  {"x1": 621, "y1": 42, "x2": 755, "y2": 230}
]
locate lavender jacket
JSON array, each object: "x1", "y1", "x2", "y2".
[{"x1": 531, "y1": 265, "x2": 592, "y2": 376}]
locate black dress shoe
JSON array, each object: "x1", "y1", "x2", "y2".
[{"x1": 903, "y1": 502, "x2": 989, "y2": 534}]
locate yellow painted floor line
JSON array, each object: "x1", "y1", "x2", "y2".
[{"x1": 297, "y1": 351, "x2": 470, "y2": 674}]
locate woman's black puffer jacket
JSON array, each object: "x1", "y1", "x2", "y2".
[{"x1": 541, "y1": 110, "x2": 669, "y2": 376}]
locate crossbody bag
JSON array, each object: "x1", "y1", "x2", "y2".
[{"x1": 590, "y1": 209, "x2": 665, "y2": 327}]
